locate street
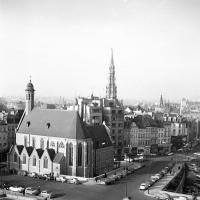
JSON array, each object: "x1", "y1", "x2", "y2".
[{"x1": 1, "y1": 159, "x2": 171, "y2": 200}]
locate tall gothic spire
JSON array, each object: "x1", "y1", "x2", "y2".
[
  {"x1": 106, "y1": 49, "x2": 117, "y2": 99},
  {"x1": 160, "y1": 94, "x2": 164, "y2": 107}
]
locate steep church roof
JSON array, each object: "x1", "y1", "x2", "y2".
[
  {"x1": 16, "y1": 145, "x2": 24, "y2": 155},
  {"x1": 53, "y1": 153, "x2": 64, "y2": 163},
  {"x1": 86, "y1": 125, "x2": 113, "y2": 149},
  {"x1": 36, "y1": 149, "x2": 44, "y2": 158},
  {"x1": 26, "y1": 147, "x2": 34, "y2": 156},
  {"x1": 17, "y1": 109, "x2": 88, "y2": 139}
]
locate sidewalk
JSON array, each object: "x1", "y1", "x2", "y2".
[{"x1": 144, "y1": 163, "x2": 183, "y2": 199}]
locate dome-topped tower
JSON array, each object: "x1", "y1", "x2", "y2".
[{"x1": 25, "y1": 79, "x2": 35, "y2": 115}]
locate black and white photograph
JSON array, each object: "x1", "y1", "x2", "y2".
[{"x1": 1, "y1": 0, "x2": 200, "y2": 200}]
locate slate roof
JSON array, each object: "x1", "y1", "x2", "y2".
[
  {"x1": 17, "y1": 109, "x2": 87, "y2": 139},
  {"x1": 26, "y1": 147, "x2": 34, "y2": 156},
  {"x1": 53, "y1": 153, "x2": 64, "y2": 163},
  {"x1": 47, "y1": 149, "x2": 55, "y2": 161},
  {"x1": 36, "y1": 149, "x2": 44, "y2": 158},
  {"x1": 86, "y1": 125, "x2": 113, "y2": 149},
  {"x1": 16, "y1": 145, "x2": 24, "y2": 155}
]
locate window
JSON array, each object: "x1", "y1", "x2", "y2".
[
  {"x1": 23, "y1": 154, "x2": 26, "y2": 164},
  {"x1": 33, "y1": 156, "x2": 36, "y2": 166},
  {"x1": 59, "y1": 142, "x2": 64, "y2": 148},
  {"x1": 78, "y1": 143, "x2": 82, "y2": 166},
  {"x1": 32, "y1": 137, "x2": 35, "y2": 148},
  {"x1": 50, "y1": 141, "x2": 55, "y2": 147},
  {"x1": 40, "y1": 138, "x2": 44, "y2": 150},
  {"x1": 69, "y1": 143, "x2": 73, "y2": 166},
  {"x1": 24, "y1": 136, "x2": 27, "y2": 147},
  {"x1": 43, "y1": 156, "x2": 48, "y2": 168},
  {"x1": 14, "y1": 153, "x2": 18, "y2": 163}
]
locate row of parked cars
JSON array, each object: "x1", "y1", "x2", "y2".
[
  {"x1": 99, "y1": 165, "x2": 145, "y2": 185},
  {"x1": 139, "y1": 165, "x2": 173, "y2": 191},
  {"x1": 0, "y1": 183, "x2": 53, "y2": 199},
  {"x1": 18, "y1": 171, "x2": 81, "y2": 184}
]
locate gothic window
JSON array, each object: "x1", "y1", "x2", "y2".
[
  {"x1": 59, "y1": 142, "x2": 64, "y2": 148},
  {"x1": 40, "y1": 138, "x2": 44, "y2": 150},
  {"x1": 69, "y1": 143, "x2": 73, "y2": 166},
  {"x1": 22, "y1": 154, "x2": 26, "y2": 164},
  {"x1": 50, "y1": 141, "x2": 55, "y2": 147},
  {"x1": 33, "y1": 156, "x2": 36, "y2": 166},
  {"x1": 78, "y1": 143, "x2": 82, "y2": 166},
  {"x1": 32, "y1": 137, "x2": 35, "y2": 148},
  {"x1": 43, "y1": 156, "x2": 48, "y2": 168},
  {"x1": 24, "y1": 136, "x2": 27, "y2": 147},
  {"x1": 14, "y1": 153, "x2": 18, "y2": 163}
]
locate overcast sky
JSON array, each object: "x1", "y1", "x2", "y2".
[{"x1": 0, "y1": 0, "x2": 200, "y2": 102}]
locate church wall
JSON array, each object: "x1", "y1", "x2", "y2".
[
  {"x1": 20, "y1": 149, "x2": 29, "y2": 172},
  {"x1": 8, "y1": 147, "x2": 20, "y2": 171},
  {"x1": 40, "y1": 151, "x2": 53, "y2": 175},
  {"x1": 29, "y1": 150, "x2": 40, "y2": 174},
  {"x1": 95, "y1": 146, "x2": 114, "y2": 175}
]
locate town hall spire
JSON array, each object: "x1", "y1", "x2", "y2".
[{"x1": 106, "y1": 49, "x2": 117, "y2": 99}]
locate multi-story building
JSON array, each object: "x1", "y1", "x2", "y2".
[
  {"x1": 0, "y1": 109, "x2": 23, "y2": 158},
  {"x1": 76, "y1": 95, "x2": 103, "y2": 126},
  {"x1": 128, "y1": 115, "x2": 171, "y2": 155}
]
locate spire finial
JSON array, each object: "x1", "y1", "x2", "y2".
[
  {"x1": 111, "y1": 48, "x2": 114, "y2": 65},
  {"x1": 29, "y1": 75, "x2": 32, "y2": 83}
]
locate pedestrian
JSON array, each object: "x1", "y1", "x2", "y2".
[
  {"x1": 23, "y1": 189, "x2": 25, "y2": 196},
  {"x1": 95, "y1": 177, "x2": 98, "y2": 182}
]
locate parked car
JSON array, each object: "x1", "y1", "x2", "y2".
[
  {"x1": 18, "y1": 170, "x2": 28, "y2": 176},
  {"x1": 154, "y1": 173, "x2": 162, "y2": 179},
  {"x1": 167, "y1": 152, "x2": 174, "y2": 156},
  {"x1": 28, "y1": 172, "x2": 38, "y2": 178},
  {"x1": 40, "y1": 190, "x2": 53, "y2": 199},
  {"x1": 45, "y1": 174, "x2": 54, "y2": 181},
  {"x1": 67, "y1": 178, "x2": 81, "y2": 185},
  {"x1": 104, "y1": 178, "x2": 115, "y2": 185},
  {"x1": 0, "y1": 182, "x2": 11, "y2": 190},
  {"x1": 139, "y1": 182, "x2": 149, "y2": 190},
  {"x1": 109, "y1": 174, "x2": 120, "y2": 181},
  {"x1": 25, "y1": 187, "x2": 41, "y2": 196},
  {"x1": 38, "y1": 174, "x2": 47, "y2": 180},
  {"x1": 9, "y1": 186, "x2": 25, "y2": 193},
  {"x1": 55, "y1": 176, "x2": 68, "y2": 183}
]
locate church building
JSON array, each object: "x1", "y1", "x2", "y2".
[{"x1": 8, "y1": 80, "x2": 114, "y2": 177}]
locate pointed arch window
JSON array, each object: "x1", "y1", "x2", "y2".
[
  {"x1": 50, "y1": 141, "x2": 55, "y2": 147},
  {"x1": 32, "y1": 156, "x2": 36, "y2": 166},
  {"x1": 69, "y1": 143, "x2": 73, "y2": 166},
  {"x1": 59, "y1": 142, "x2": 64, "y2": 148},
  {"x1": 32, "y1": 137, "x2": 35, "y2": 148},
  {"x1": 43, "y1": 156, "x2": 48, "y2": 168},
  {"x1": 14, "y1": 153, "x2": 18, "y2": 163},
  {"x1": 22, "y1": 154, "x2": 26, "y2": 164},
  {"x1": 40, "y1": 138, "x2": 44, "y2": 150},
  {"x1": 78, "y1": 143, "x2": 82, "y2": 166}
]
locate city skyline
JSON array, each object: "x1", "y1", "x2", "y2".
[{"x1": 1, "y1": 0, "x2": 200, "y2": 101}]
